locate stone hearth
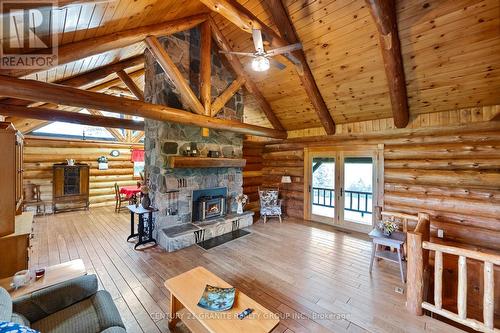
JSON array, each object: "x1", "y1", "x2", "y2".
[{"x1": 143, "y1": 27, "x2": 250, "y2": 251}]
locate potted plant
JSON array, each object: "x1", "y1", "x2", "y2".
[
  {"x1": 97, "y1": 156, "x2": 108, "y2": 170},
  {"x1": 378, "y1": 220, "x2": 398, "y2": 236},
  {"x1": 140, "y1": 181, "x2": 151, "y2": 209}
]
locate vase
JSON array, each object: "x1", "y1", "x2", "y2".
[
  {"x1": 237, "y1": 202, "x2": 244, "y2": 214},
  {"x1": 383, "y1": 229, "x2": 392, "y2": 237},
  {"x1": 141, "y1": 194, "x2": 151, "y2": 209}
]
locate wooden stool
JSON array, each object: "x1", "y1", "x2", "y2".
[{"x1": 369, "y1": 229, "x2": 406, "y2": 283}]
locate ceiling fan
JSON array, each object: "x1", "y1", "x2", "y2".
[{"x1": 219, "y1": 29, "x2": 302, "y2": 72}]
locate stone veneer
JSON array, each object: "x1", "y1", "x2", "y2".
[{"x1": 143, "y1": 27, "x2": 246, "y2": 235}]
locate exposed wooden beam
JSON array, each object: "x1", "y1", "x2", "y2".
[
  {"x1": 198, "y1": 0, "x2": 260, "y2": 33},
  {"x1": 116, "y1": 70, "x2": 144, "y2": 100},
  {"x1": 0, "y1": 104, "x2": 144, "y2": 131},
  {"x1": 266, "y1": 0, "x2": 336, "y2": 135},
  {"x1": 131, "y1": 131, "x2": 145, "y2": 143},
  {"x1": 365, "y1": 0, "x2": 409, "y2": 128},
  {"x1": 200, "y1": 20, "x2": 212, "y2": 137},
  {"x1": 87, "y1": 109, "x2": 126, "y2": 141},
  {"x1": 2, "y1": 14, "x2": 207, "y2": 78},
  {"x1": 145, "y1": 36, "x2": 205, "y2": 115},
  {"x1": 0, "y1": 75, "x2": 287, "y2": 139},
  {"x1": 1, "y1": 55, "x2": 144, "y2": 107},
  {"x1": 106, "y1": 87, "x2": 137, "y2": 98},
  {"x1": 209, "y1": 18, "x2": 285, "y2": 131},
  {"x1": 201, "y1": 0, "x2": 301, "y2": 68},
  {"x1": 211, "y1": 76, "x2": 245, "y2": 117}
]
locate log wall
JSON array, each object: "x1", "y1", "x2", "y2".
[
  {"x1": 242, "y1": 141, "x2": 265, "y2": 218},
  {"x1": 253, "y1": 106, "x2": 500, "y2": 251},
  {"x1": 23, "y1": 137, "x2": 142, "y2": 210}
]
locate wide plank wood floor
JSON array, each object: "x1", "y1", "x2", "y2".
[{"x1": 29, "y1": 207, "x2": 464, "y2": 333}]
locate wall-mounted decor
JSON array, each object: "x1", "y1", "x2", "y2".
[
  {"x1": 110, "y1": 150, "x2": 120, "y2": 157},
  {"x1": 97, "y1": 156, "x2": 108, "y2": 170}
]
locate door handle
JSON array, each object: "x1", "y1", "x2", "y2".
[{"x1": 340, "y1": 187, "x2": 343, "y2": 196}]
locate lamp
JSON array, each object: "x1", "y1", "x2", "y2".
[
  {"x1": 281, "y1": 175, "x2": 292, "y2": 184},
  {"x1": 252, "y1": 55, "x2": 270, "y2": 72}
]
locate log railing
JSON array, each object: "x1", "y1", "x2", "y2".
[
  {"x1": 407, "y1": 216, "x2": 500, "y2": 332},
  {"x1": 421, "y1": 242, "x2": 499, "y2": 333}
]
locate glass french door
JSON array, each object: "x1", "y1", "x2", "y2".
[
  {"x1": 305, "y1": 148, "x2": 378, "y2": 233},
  {"x1": 309, "y1": 153, "x2": 336, "y2": 224}
]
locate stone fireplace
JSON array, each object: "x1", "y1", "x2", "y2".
[{"x1": 143, "y1": 28, "x2": 253, "y2": 251}]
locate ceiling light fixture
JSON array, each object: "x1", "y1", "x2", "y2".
[{"x1": 251, "y1": 55, "x2": 270, "y2": 72}]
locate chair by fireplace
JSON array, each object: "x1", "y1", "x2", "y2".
[{"x1": 192, "y1": 187, "x2": 228, "y2": 222}]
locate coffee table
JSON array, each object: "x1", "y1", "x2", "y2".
[
  {"x1": 0, "y1": 259, "x2": 86, "y2": 299},
  {"x1": 165, "y1": 266, "x2": 279, "y2": 333}
]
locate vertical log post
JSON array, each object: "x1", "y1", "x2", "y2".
[
  {"x1": 434, "y1": 251, "x2": 443, "y2": 309},
  {"x1": 406, "y1": 212, "x2": 430, "y2": 315},
  {"x1": 200, "y1": 20, "x2": 212, "y2": 137},
  {"x1": 457, "y1": 256, "x2": 467, "y2": 320},
  {"x1": 374, "y1": 205, "x2": 382, "y2": 223},
  {"x1": 483, "y1": 261, "x2": 494, "y2": 329}
]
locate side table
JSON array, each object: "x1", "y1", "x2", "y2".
[
  {"x1": 127, "y1": 205, "x2": 158, "y2": 249},
  {"x1": 0, "y1": 259, "x2": 86, "y2": 299},
  {"x1": 368, "y1": 228, "x2": 406, "y2": 283}
]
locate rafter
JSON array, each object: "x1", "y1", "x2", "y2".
[
  {"x1": 2, "y1": 14, "x2": 207, "y2": 78},
  {"x1": 209, "y1": 18, "x2": 285, "y2": 131},
  {"x1": 266, "y1": 0, "x2": 336, "y2": 135},
  {"x1": 116, "y1": 70, "x2": 144, "y2": 100},
  {"x1": 0, "y1": 104, "x2": 144, "y2": 132},
  {"x1": 145, "y1": 36, "x2": 205, "y2": 115},
  {"x1": 0, "y1": 75, "x2": 287, "y2": 139},
  {"x1": 211, "y1": 76, "x2": 245, "y2": 117},
  {"x1": 365, "y1": 0, "x2": 409, "y2": 128},
  {"x1": 87, "y1": 109, "x2": 126, "y2": 141}
]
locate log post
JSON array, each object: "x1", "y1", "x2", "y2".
[
  {"x1": 374, "y1": 205, "x2": 382, "y2": 222},
  {"x1": 457, "y1": 256, "x2": 467, "y2": 320},
  {"x1": 200, "y1": 20, "x2": 212, "y2": 137},
  {"x1": 406, "y1": 230, "x2": 424, "y2": 315},
  {"x1": 434, "y1": 250, "x2": 443, "y2": 309},
  {"x1": 483, "y1": 261, "x2": 494, "y2": 329},
  {"x1": 406, "y1": 212, "x2": 430, "y2": 315}
]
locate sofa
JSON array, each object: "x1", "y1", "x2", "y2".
[{"x1": 0, "y1": 274, "x2": 126, "y2": 333}]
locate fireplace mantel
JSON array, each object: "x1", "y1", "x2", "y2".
[{"x1": 167, "y1": 156, "x2": 246, "y2": 168}]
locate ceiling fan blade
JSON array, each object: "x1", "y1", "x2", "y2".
[
  {"x1": 252, "y1": 29, "x2": 264, "y2": 53},
  {"x1": 266, "y1": 43, "x2": 303, "y2": 57},
  {"x1": 218, "y1": 50, "x2": 255, "y2": 57},
  {"x1": 271, "y1": 59, "x2": 286, "y2": 70}
]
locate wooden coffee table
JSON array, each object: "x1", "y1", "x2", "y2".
[
  {"x1": 165, "y1": 266, "x2": 279, "y2": 333},
  {"x1": 0, "y1": 259, "x2": 86, "y2": 299}
]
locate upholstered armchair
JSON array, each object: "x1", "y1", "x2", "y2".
[{"x1": 259, "y1": 188, "x2": 283, "y2": 223}]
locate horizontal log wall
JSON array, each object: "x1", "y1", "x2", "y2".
[
  {"x1": 261, "y1": 106, "x2": 500, "y2": 250},
  {"x1": 242, "y1": 141, "x2": 265, "y2": 219},
  {"x1": 24, "y1": 137, "x2": 142, "y2": 210},
  {"x1": 261, "y1": 107, "x2": 500, "y2": 325}
]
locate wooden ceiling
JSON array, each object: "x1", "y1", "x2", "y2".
[{"x1": 2, "y1": 0, "x2": 499, "y2": 132}]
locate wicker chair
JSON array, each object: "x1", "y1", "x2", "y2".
[{"x1": 258, "y1": 187, "x2": 283, "y2": 223}]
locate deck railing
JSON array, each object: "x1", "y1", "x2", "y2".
[
  {"x1": 407, "y1": 215, "x2": 500, "y2": 333},
  {"x1": 312, "y1": 187, "x2": 372, "y2": 215}
]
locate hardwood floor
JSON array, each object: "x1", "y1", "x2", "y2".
[{"x1": 29, "y1": 207, "x2": 464, "y2": 333}]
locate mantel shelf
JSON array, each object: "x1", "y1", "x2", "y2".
[{"x1": 167, "y1": 156, "x2": 246, "y2": 168}]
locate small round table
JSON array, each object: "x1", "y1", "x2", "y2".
[{"x1": 120, "y1": 185, "x2": 141, "y2": 204}]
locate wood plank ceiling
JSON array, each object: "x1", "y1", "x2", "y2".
[{"x1": 2, "y1": 0, "x2": 499, "y2": 132}]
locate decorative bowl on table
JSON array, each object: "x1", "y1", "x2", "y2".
[{"x1": 197, "y1": 284, "x2": 236, "y2": 312}]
